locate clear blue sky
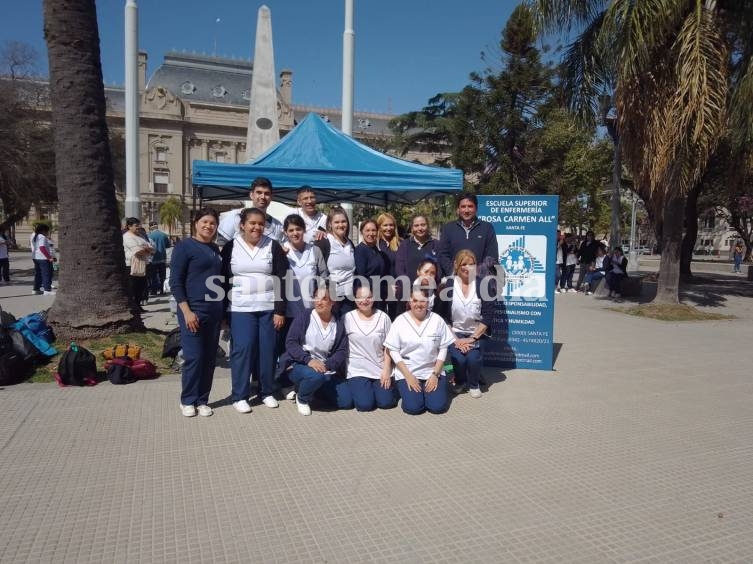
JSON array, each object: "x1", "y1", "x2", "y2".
[{"x1": 1, "y1": 0, "x2": 518, "y2": 115}]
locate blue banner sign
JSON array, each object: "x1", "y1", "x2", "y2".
[{"x1": 477, "y1": 195, "x2": 559, "y2": 370}]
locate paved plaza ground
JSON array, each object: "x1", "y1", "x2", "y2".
[{"x1": 0, "y1": 255, "x2": 752, "y2": 563}]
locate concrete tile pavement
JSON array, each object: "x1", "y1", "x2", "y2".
[{"x1": 1, "y1": 254, "x2": 753, "y2": 563}]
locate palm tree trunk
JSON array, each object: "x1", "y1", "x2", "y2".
[
  {"x1": 680, "y1": 183, "x2": 700, "y2": 281},
  {"x1": 653, "y1": 193, "x2": 685, "y2": 304},
  {"x1": 43, "y1": 0, "x2": 140, "y2": 338}
]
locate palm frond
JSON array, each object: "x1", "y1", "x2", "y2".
[
  {"x1": 528, "y1": 0, "x2": 609, "y2": 35},
  {"x1": 728, "y1": 53, "x2": 753, "y2": 148},
  {"x1": 559, "y1": 10, "x2": 610, "y2": 126}
]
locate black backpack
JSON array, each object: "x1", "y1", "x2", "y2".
[
  {"x1": 55, "y1": 344, "x2": 98, "y2": 387},
  {"x1": 161, "y1": 327, "x2": 181, "y2": 358},
  {"x1": 106, "y1": 357, "x2": 137, "y2": 385},
  {"x1": 0, "y1": 352, "x2": 26, "y2": 386}
]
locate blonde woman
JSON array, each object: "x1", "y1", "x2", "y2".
[{"x1": 376, "y1": 212, "x2": 401, "y2": 317}]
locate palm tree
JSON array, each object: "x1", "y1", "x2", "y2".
[
  {"x1": 43, "y1": 0, "x2": 139, "y2": 337},
  {"x1": 529, "y1": 0, "x2": 753, "y2": 304},
  {"x1": 159, "y1": 197, "x2": 183, "y2": 236}
]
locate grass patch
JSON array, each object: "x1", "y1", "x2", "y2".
[
  {"x1": 612, "y1": 304, "x2": 735, "y2": 322},
  {"x1": 29, "y1": 329, "x2": 175, "y2": 383}
]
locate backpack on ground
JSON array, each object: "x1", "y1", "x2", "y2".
[
  {"x1": 11, "y1": 313, "x2": 57, "y2": 358},
  {"x1": 55, "y1": 344, "x2": 98, "y2": 387},
  {"x1": 0, "y1": 352, "x2": 27, "y2": 386},
  {"x1": 131, "y1": 359, "x2": 159, "y2": 380},
  {"x1": 105, "y1": 357, "x2": 159, "y2": 381},
  {"x1": 9, "y1": 330, "x2": 42, "y2": 364},
  {"x1": 0, "y1": 307, "x2": 17, "y2": 328},
  {"x1": 161, "y1": 327, "x2": 181, "y2": 359}
]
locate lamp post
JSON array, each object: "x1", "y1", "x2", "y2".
[
  {"x1": 599, "y1": 93, "x2": 621, "y2": 251},
  {"x1": 124, "y1": 0, "x2": 140, "y2": 219},
  {"x1": 628, "y1": 192, "x2": 641, "y2": 272},
  {"x1": 340, "y1": 0, "x2": 355, "y2": 227}
]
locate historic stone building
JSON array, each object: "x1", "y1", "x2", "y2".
[{"x1": 17, "y1": 50, "x2": 442, "y2": 237}]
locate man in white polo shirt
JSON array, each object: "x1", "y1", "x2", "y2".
[
  {"x1": 217, "y1": 177, "x2": 284, "y2": 245},
  {"x1": 294, "y1": 185, "x2": 327, "y2": 243}
]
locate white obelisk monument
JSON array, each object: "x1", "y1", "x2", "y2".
[
  {"x1": 245, "y1": 5, "x2": 280, "y2": 161},
  {"x1": 124, "y1": 0, "x2": 140, "y2": 218}
]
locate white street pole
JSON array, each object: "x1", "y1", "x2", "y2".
[
  {"x1": 124, "y1": 0, "x2": 140, "y2": 219},
  {"x1": 628, "y1": 192, "x2": 639, "y2": 272},
  {"x1": 341, "y1": 0, "x2": 355, "y2": 227},
  {"x1": 341, "y1": 0, "x2": 354, "y2": 136}
]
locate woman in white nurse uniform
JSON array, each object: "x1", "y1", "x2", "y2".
[{"x1": 384, "y1": 289, "x2": 455, "y2": 414}]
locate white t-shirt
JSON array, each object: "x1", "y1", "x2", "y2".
[
  {"x1": 451, "y1": 280, "x2": 482, "y2": 335},
  {"x1": 0, "y1": 235, "x2": 9, "y2": 260},
  {"x1": 294, "y1": 208, "x2": 328, "y2": 243},
  {"x1": 286, "y1": 243, "x2": 327, "y2": 315},
  {"x1": 228, "y1": 235, "x2": 277, "y2": 312},
  {"x1": 326, "y1": 234, "x2": 355, "y2": 298},
  {"x1": 217, "y1": 208, "x2": 284, "y2": 244},
  {"x1": 30, "y1": 233, "x2": 55, "y2": 261},
  {"x1": 303, "y1": 311, "x2": 337, "y2": 361},
  {"x1": 384, "y1": 311, "x2": 455, "y2": 381},
  {"x1": 344, "y1": 309, "x2": 391, "y2": 380}
]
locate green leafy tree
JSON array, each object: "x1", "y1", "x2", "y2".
[
  {"x1": 159, "y1": 197, "x2": 184, "y2": 236},
  {"x1": 0, "y1": 42, "x2": 57, "y2": 228},
  {"x1": 530, "y1": 0, "x2": 753, "y2": 304}
]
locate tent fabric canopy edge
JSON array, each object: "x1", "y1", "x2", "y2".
[{"x1": 191, "y1": 112, "x2": 463, "y2": 205}]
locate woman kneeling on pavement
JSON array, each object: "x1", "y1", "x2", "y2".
[
  {"x1": 444, "y1": 250, "x2": 494, "y2": 398},
  {"x1": 169, "y1": 208, "x2": 223, "y2": 417},
  {"x1": 221, "y1": 207, "x2": 288, "y2": 414},
  {"x1": 384, "y1": 289, "x2": 455, "y2": 415},
  {"x1": 278, "y1": 285, "x2": 352, "y2": 415},
  {"x1": 344, "y1": 285, "x2": 396, "y2": 411}
]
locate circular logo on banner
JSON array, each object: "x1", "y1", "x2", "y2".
[{"x1": 500, "y1": 247, "x2": 535, "y2": 281}]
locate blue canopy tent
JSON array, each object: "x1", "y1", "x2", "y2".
[{"x1": 192, "y1": 113, "x2": 463, "y2": 205}]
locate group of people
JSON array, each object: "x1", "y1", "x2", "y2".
[
  {"x1": 169, "y1": 180, "x2": 500, "y2": 418},
  {"x1": 555, "y1": 230, "x2": 629, "y2": 298}
]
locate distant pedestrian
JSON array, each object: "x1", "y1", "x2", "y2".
[
  {"x1": 148, "y1": 222, "x2": 171, "y2": 295},
  {"x1": 733, "y1": 242, "x2": 744, "y2": 273},
  {"x1": 576, "y1": 230, "x2": 599, "y2": 291},
  {"x1": 30, "y1": 224, "x2": 56, "y2": 295},
  {"x1": 0, "y1": 229, "x2": 10, "y2": 284},
  {"x1": 582, "y1": 244, "x2": 608, "y2": 295},
  {"x1": 122, "y1": 218, "x2": 154, "y2": 312},
  {"x1": 605, "y1": 247, "x2": 628, "y2": 298},
  {"x1": 559, "y1": 235, "x2": 577, "y2": 293}
]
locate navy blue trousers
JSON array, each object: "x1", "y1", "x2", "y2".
[
  {"x1": 449, "y1": 341, "x2": 484, "y2": 390},
  {"x1": 288, "y1": 363, "x2": 353, "y2": 409},
  {"x1": 178, "y1": 307, "x2": 222, "y2": 406},
  {"x1": 33, "y1": 259, "x2": 53, "y2": 292},
  {"x1": 229, "y1": 310, "x2": 277, "y2": 402},
  {"x1": 397, "y1": 377, "x2": 449, "y2": 415},
  {"x1": 347, "y1": 376, "x2": 397, "y2": 411}
]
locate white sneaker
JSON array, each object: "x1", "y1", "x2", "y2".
[
  {"x1": 614, "y1": 293, "x2": 621, "y2": 298},
  {"x1": 469, "y1": 387, "x2": 482, "y2": 399},
  {"x1": 295, "y1": 396, "x2": 311, "y2": 416},
  {"x1": 568, "y1": 288, "x2": 577, "y2": 293},
  {"x1": 197, "y1": 405, "x2": 213, "y2": 417},
  {"x1": 232, "y1": 400, "x2": 252, "y2": 414},
  {"x1": 262, "y1": 395, "x2": 279, "y2": 409},
  {"x1": 284, "y1": 388, "x2": 297, "y2": 401},
  {"x1": 586, "y1": 291, "x2": 593, "y2": 295},
  {"x1": 180, "y1": 404, "x2": 196, "y2": 417},
  {"x1": 44, "y1": 290, "x2": 56, "y2": 295},
  {"x1": 32, "y1": 290, "x2": 42, "y2": 295}
]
